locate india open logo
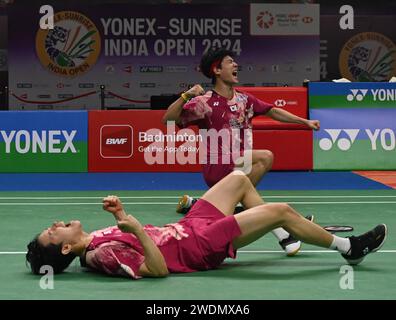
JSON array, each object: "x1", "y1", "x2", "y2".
[
  {"x1": 36, "y1": 11, "x2": 101, "y2": 78},
  {"x1": 339, "y1": 32, "x2": 396, "y2": 82},
  {"x1": 319, "y1": 129, "x2": 360, "y2": 151}
]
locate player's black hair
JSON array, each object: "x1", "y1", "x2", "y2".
[
  {"x1": 199, "y1": 48, "x2": 235, "y2": 84},
  {"x1": 26, "y1": 235, "x2": 76, "y2": 274}
]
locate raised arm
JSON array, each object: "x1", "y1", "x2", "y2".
[
  {"x1": 266, "y1": 108, "x2": 320, "y2": 130},
  {"x1": 102, "y1": 195, "x2": 169, "y2": 277},
  {"x1": 161, "y1": 84, "x2": 205, "y2": 125}
]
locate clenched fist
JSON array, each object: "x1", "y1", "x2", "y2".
[
  {"x1": 102, "y1": 195, "x2": 127, "y2": 221},
  {"x1": 184, "y1": 84, "x2": 205, "y2": 99}
]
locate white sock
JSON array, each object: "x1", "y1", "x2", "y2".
[
  {"x1": 186, "y1": 196, "x2": 193, "y2": 207},
  {"x1": 329, "y1": 235, "x2": 351, "y2": 254},
  {"x1": 272, "y1": 227, "x2": 290, "y2": 241}
]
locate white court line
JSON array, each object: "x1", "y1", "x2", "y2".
[
  {"x1": 1, "y1": 250, "x2": 395, "y2": 255},
  {"x1": 0, "y1": 195, "x2": 396, "y2": 200},
  {"x1": 238, "y1": 250, "x2": 396, "y2": 253},
  {"x1": 0, "y1": 252, "x2": 27, "y2": 254},
  {"x1": 1, "y1": 201, "x2": 396, "y2": 206}
]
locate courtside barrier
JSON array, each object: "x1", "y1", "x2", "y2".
[
  {"x1": 88, "y1": 110, "x2": 202, "y2": 172},
  {"x1": 1, "y1": 88, "x2": 314, "y2": 173},
  {"x1": 309, "y1": 82, "x2": 396, "y2": 170},
  {"x1": 0, "y1": 111, "x2": 88, "y2": 172},
  {"x1": 239, "y1": 86, "x2": 313, "y2": 170},
  {"x1": 253, "y1": 130, "x2": 313, "y2": 170},
  {"x1": 89, "y1": 86, "x2": 314, "y2": 172}
]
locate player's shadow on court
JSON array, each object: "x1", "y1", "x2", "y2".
[
  {"x1": 23, "y1": 257, "x2": 384, "y2": 283},
  {"x1": 186, "y1": 257, "x2": 385, "y2": 281}
]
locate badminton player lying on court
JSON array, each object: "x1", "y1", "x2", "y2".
[{"x1": 26, "y1": 171, "x2": 387, "y2": 279}]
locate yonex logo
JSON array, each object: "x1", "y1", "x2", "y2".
[
  {"x1": 0, "y1": 130, "x2": 77, "y2": 154},
  {"x1": 319, "y1": 129, "x2": 360, "y2": 151},
  {"x1": 139, "y1": 66, "x2": 163, "y2": 73},
  {"x1": 274, "y1": 99, "x2": 286, "y2": 107},
  {"x1": 347, "y1": 89, "x2": 368, "y2": 101},
  {"x1": 347, "y1": 89, "x2": 396, "y2": 102},
  {"x1": 319, "y1": 128, "x2": 395, "y2": 151}
]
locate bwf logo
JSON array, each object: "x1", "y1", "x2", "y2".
[
  {"x1": 106, "y1": 138, "x2": 128, "y2": 145},
  {"x1": 319, "y1": 128, "x2": 396, "y2": 151},
  {"x1": 100, "y1": 125, "x2": 133, "y2": 158},
  {"x1": 347, "y1": 89, "x2": 368, "y2": 101}
]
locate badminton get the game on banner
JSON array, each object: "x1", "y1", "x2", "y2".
[{"x1": 0, "y1": 0, "x2": 395, "y2": 314}]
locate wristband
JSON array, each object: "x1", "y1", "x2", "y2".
[{"x1": 181, "y1": 92, "x2": 190, "y2": 102}]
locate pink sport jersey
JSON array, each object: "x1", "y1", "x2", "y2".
[
  {"x1": 181, "y1": 90, "x2": 272, "y2": 154},
  {"x1": 179, "y1": 90, "x2": 273, "y2": 185},
  {"x1": 84, "y1": 201, "x2": 241, "y2": 280},
  {"x1": 85, "y1": 224, "x2": 196, "y2": 279}
]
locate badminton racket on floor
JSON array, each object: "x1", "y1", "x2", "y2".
[{"x1": 323, "y1": 225, "x2": 354, "y2": 233}]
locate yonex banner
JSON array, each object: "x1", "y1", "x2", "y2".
[
  {"x1": 309, "y1": 82, "x2": 396, "y2": 109},
  {"x1": 309, "y1": 82, "x2": 396, "y2": 170},
  {"x1": 0, "y1": 111, "x2": 88, "y2": 172}
]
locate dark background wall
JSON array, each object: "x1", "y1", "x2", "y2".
[
  {"x1": 0, "y1": 13, "x2": 7, "y2": 109},
  {"x1": 0, "y1": 0, "x2": 395, "y2": 109}
]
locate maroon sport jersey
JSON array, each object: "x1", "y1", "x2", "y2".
[
  {"x1": 84, "y1": 200, "x2": 241, "y2": 279},
  {"x1": 180, "y1": 90, "x2": 273, "y2": 186}
]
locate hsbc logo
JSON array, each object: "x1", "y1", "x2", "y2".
[
  {"x1": 319, "y1": 128, "x2": 395, "y2": 151},
  {"x1": 274, "y1": 99, "x2": 297, "y2": 107},
  {"x1": 347, "y1": 89, "x2": 368, "y2": 101},
  {"x1": 274, "y1": 99, "x2": 286, "y2": 107},
  {"x1": 100, "y1": 125, "x2": 133, "y2": 158},
  {"x1": 123, "y1": 66, "x2": 132, "y2": 73}
]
